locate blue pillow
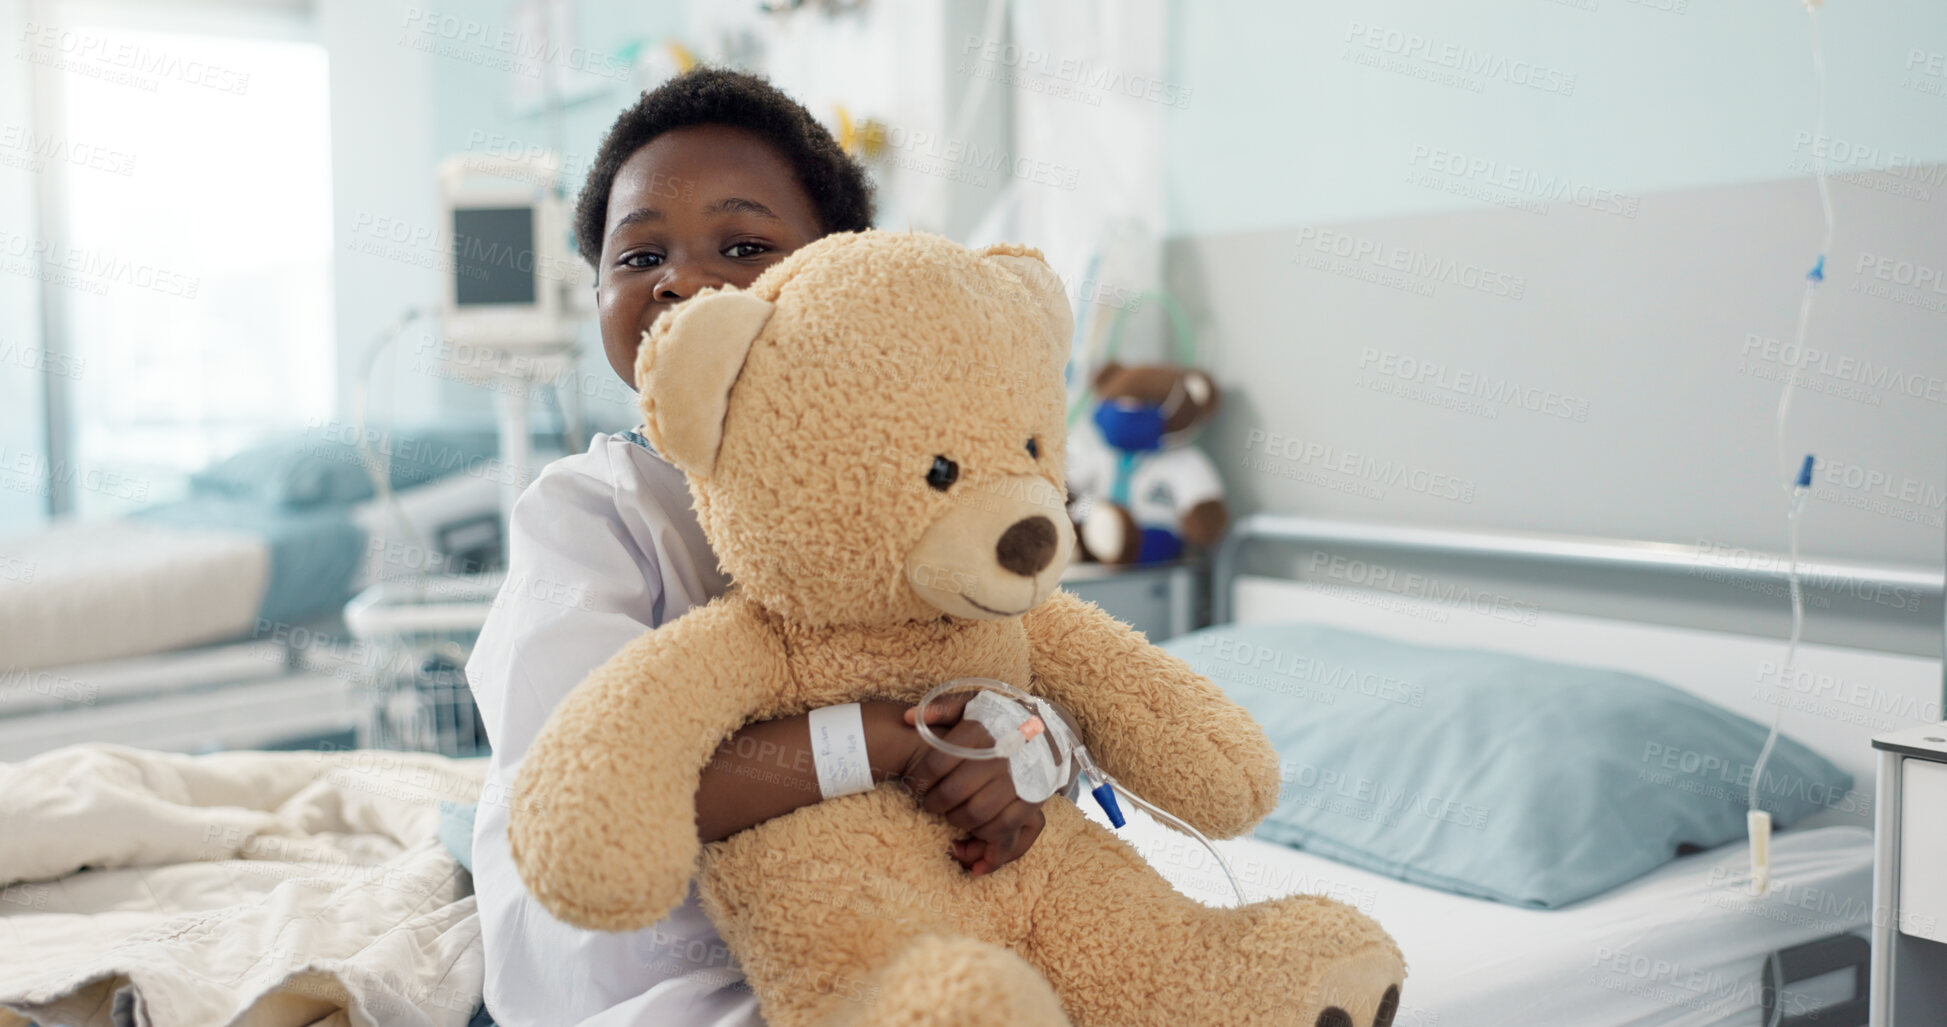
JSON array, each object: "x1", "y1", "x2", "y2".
[
  {"x1": 440, "y1": 800, "x2": 478, "y2": 874},
  {"x1": 1160, "y1": 623, "x2": 1855, "y2": 908},
  {"x1": 191, "y1": 435, "x2": 375, "y2": 507},
  {"x1": 192, "y1": 429, "x2": 503, "y2": 508}
]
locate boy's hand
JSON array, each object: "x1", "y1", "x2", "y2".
[{"x1": 897, "y1": 692, "x2": 1074, "y2": 877}]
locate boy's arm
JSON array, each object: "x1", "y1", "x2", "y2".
[
  {"x1": 695, "y1": 700, "x2": 921, "y2": 843},
  {"x1": 1022, "y1": 590, "x2": 1281, "y2": 839},
  {"x1": 510, "y1": 596, "x2": 792, "y2": 932},
  {"x1": 479, "y1": 450, "x2": 937, "y2": 916}
]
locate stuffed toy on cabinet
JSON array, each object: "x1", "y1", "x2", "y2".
[{"x1": 1067, "y1": 362, "x2": 1230, "y2": 565}]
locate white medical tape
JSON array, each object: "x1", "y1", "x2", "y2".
[{"x1": 964, "y1": 691, "x2": 1069, "y2": 803}]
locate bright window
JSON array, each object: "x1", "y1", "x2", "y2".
[{"x1": 50, "y1": 24, "x2": 333, "y2": 517}]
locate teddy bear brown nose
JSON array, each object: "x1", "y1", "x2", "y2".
[{"x1": 995, "y1": 516, "x2": 1058, "y2": 576}]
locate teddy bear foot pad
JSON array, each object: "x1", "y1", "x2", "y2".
[{"x1": 1314, "y1": 987, "x2": 1402, "y2": 1027}]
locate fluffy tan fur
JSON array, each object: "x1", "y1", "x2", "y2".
[{"x1": 509, "y1": 231, "x2": 1405, "y2": 1026}]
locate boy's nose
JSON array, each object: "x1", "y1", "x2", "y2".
[{"x1": 655, "y1": 264, "x2": 722, "y2": 303}]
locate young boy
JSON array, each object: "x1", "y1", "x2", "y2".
[{"x1": 466, "y1": 68, "x2": 1072, "y2": 1027}]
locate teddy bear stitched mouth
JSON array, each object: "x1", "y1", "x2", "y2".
[
  {"x1": 958, "y1": 560, "x2": 1062, "y2": 618},
  {"x1": 964, "y1": 595, "x2": 1029, "y2": 617}
]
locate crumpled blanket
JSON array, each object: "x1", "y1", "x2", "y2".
[{"x1": 0, "y1": 743, "x2": 487, "y2": 1027}]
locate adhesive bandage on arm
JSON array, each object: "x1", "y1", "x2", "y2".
[{"x1": 808, "y1": 702, "x2": 876, "y2": 799}]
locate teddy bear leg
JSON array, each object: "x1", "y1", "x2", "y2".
[
  {"x1": 698, "y1": 790, "x2": 1071, "y2": 1027},
  {"x1": 717, "y1": 923, "x2": 1071, "y2": 1027},
  {"x1": 822, "y1": 933, "x2": 1072, "y2": 1027},
  {"x1": 1020, "y1": 802, "x2": 1405, "y2": 1026}
]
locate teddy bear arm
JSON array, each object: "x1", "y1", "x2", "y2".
[
  {"x1": 508, "y1": 597, "x2": 790, "y2": 932},
  {"x1": 1180, "y1": 497, "x2": 1229, "y2": 547},
  {"x1": 1023, "y1": 590, "x2": 1281, "y2": 839},
  {"x1": 1164, "y1": 447, "x2": 1228, "y2": 546}
]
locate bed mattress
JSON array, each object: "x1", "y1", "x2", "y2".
[
  {"x1": 1112, "y1": 810, "x2": 1872, "y2": 1026},
  {"x1": 0, "y1": 519, "x2": 268, "y2": 671},
  {"x1": 2, "y1": 471, "x2": 504, "y2": 671}
]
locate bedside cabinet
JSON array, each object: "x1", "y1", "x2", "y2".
[
  {"x1": 1870, "y1": 723, "x2": 1947, "y2": 1025},
  {"x1": 1059, "y1": 559, "x2": 1204, "y2": 642}
]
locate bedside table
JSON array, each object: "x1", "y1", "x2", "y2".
[
  {"x1": 1870, "y1": 723, "x2": 1947, "y2": 1025},
  {"x1": 1059, "y1": 559, "x2": 1204, "y2": 642}
]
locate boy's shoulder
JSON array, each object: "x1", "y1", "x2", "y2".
[
  {"x1": 503, "y1": 428, "x2": 726, "y2": 607},
  {"x1": 514, "y1": 429, "x2": 691, "y2": 526}
]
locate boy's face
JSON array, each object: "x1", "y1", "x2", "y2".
[{"x1": 595, "y1": 124, "x2": 825, "y2": 388}]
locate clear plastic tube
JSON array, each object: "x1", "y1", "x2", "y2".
[
  {"x1": 1750, "y1": 489, "x2": 1807, "y2": 819},
  {"x1": 914, "y1": 677, "x2": 1250, "y2": 905},
  {"x1": 1096, "y1": 755, "x2": 1250, "y2": 906},
  {"x1": 912, "y1": 678, "x2": 1041, "y2": 760},
  {"x1": 351, "y1": 307, "x2": 429, "y2": 558},
  {"x1": 1750, "y1": 0, "x2": 1834, "y2": 909}
]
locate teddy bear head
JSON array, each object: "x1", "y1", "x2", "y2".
[
  {"x1": 1090, "y1": 362, "x2": 1220, "y2": 451},
  {"x1": 635, "y1": 231, "x2": 1077, "y2": 628}
]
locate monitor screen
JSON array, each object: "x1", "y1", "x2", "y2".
[{"x1": 452, "y1": 206, "x2": 538, "y2": 306}]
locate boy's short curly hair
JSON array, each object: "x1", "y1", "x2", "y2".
[{"x1": 573, "y1": 66, "x2": 877, "y2": 269}]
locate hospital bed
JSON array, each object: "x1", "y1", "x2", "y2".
[
  {"x1": 0, "y1": 429, "x2": 514, "y2": 760},
  {"x1": 2, "y1": 514, "x2": 1937, "y2": 1025},
  {"x1": 1106, "y1": 514, "x2": 1944, "y2": 1026}
]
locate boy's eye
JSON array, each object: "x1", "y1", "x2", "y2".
[
  {"x1": 725, "y1": 241, "x2": 771, "y2": 259},
  {"x1": 1025, "y1": 437, "x2": 1039, "y2": 459},
  {"x1": 620, "y1": 251, "x2": 663, "y2": 269},
  {"x1": 925, "y1": 455, "x2": 959, "y2": 492}
]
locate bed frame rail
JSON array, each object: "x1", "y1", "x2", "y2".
[{"x1": 1211, "y1": 514, "x2": 1942, "y2": 627}]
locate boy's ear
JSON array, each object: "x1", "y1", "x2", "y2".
[{"x1": 636, "y1": 287, "x2": 774, "y2": 477}]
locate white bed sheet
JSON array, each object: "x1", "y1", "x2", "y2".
[
  {"x1": 1104, "y1": 807, "x2": 1873, "y2": 1027},
  {"x1": 0, "y1": 744, "x2": 485, "y2": 1027}
]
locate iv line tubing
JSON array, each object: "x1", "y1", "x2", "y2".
[{"x1": 913, "y1": 677, "x2": 1250, "y2": 905}]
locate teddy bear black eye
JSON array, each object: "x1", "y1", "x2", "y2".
[
  {"x1": 1026, "y1": 437, "x2": 1039, "y2": 459},
  {"x1": 925, "y1": 455, "x2": 959, "y2": 492}
]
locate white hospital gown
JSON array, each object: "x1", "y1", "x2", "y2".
[{"x1": 466, "y1": 429, "x2": 765, "y2": 1027}]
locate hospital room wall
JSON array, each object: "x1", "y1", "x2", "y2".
[
  {"x1": 319, "y1": 0, "x2": 678, "y2": 443},
  {"x1": 407, "y1": 0, "x2": 692, "y2": 437},
  {"x1": 408, "y1": 0, "x2": 1015, "y2": 436},
  {"x1": 317, "y1": 2, "x2": 447, "y2": 437},
  {"x1": 1159, "y1": 0, "x2": 1947, "y2": 655}
]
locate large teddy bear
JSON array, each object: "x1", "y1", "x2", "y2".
[{"x1": 508, "y1": 231, "x2": 1405, "y2": 1027}]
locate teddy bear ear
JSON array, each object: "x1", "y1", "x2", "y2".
[
  {"x1": 979, "y1": 246, "x2": 1074, "y2": 351},
  {"x1": 636, "y1": 288, "x2": 774, "y2": 478},
  {"x1": 1091, "y1": 361, "x2": 1126, "y2": 394}
]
